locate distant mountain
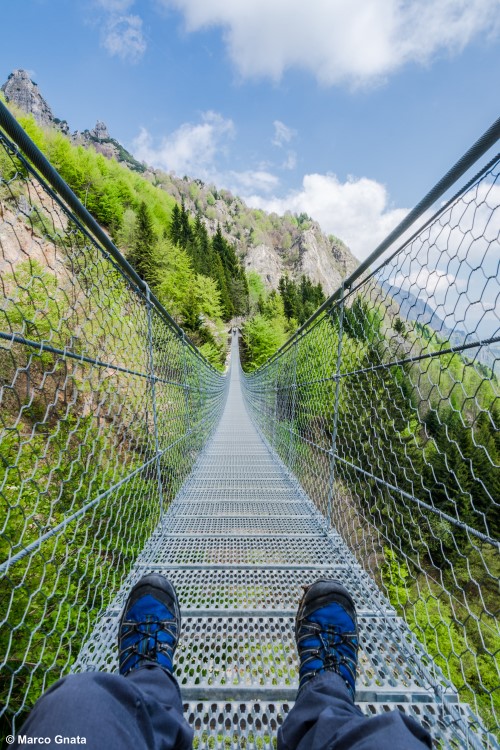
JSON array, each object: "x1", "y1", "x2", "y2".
[
  {"x1": 1, "y1": 68, "x2": 358, "y2": 296},
  {"x1": 381, "y1": 279, "x2": 449, "y2": 330},
  {"x1": 381, "y1": 280, "x2": 499, "y2": 374}
]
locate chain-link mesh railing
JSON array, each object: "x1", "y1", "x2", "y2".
[
  {"x1": 0, "y1": 104, "x2": 226, "y2": 732},
  {"x1": 243, "y1": 137, "x2": 500, "y2": 736}
]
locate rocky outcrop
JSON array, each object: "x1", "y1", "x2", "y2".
[
  {"x1": 91, "y1": 121, "x2": 110, "y2": 140},
  {"x1": 72, "y1": 121, "x2": 146, "y2": 172},
  {"x1": 2, "y1": 69, "x2": 54, "y2": 126},
  {"x1": 292, "y1": 228, "x2": 358, "y2": 295},
  {"x1": 244, "y1": 243, "x2": 284, "y2": 287},
  {"x1": 244, "y1": 227, "x2": 357, "y2": 294}
]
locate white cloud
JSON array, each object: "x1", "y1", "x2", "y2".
[
  {"x1": 272, "y1": 120, "x2": 296, "y2": 147},
  {"x1": 159, "y1": 0, "x2": 500, "y2": 85},
  {"x1": 282, "y1": 151, "x2": 297, "y2": 171},
  {"x1": 94, "y1": 0, "x2": 147, "y2": 62},
  {"x1": 390, "y1": 268, "x2": 461, "y2": 297},
  {"x1": 102, "y1": 14, "x2": 146, "y2": 62},
  {"x1": 132, "y1": 111, "x2": 235, "y2": 176},
  {"x1": 228, "y1": 170, "x2": 280, "y2": 193},
  {"x1": 246, "y1": 172, "x2": 408, "y2": 261},
  {"x1": 272, "y1": 121, "x2": 297, "y2": 170}
]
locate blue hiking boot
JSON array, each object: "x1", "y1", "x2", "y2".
[
  {"x1": 118, "y1": 573, "x2": 180, "y2": 677},
  {"x1": 295, "y1": 579, "x2": 359, "y2": 699}
]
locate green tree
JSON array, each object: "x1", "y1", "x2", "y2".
[
  {"x1": 128, "y1": 202, "x2": 157, "y2": 285},
  {"x1": 242, "y1": 314, "x2": 287, "y2": 370},
  {"x1": 169, "y1": 203, "x2": 182, "y2": 246}
]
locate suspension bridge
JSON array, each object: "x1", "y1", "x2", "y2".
[{"x1": 0, "y1": 102, "x2": 499, "y2": 748}]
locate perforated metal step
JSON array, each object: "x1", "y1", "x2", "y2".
[
  {"x1": 182, "y1": 700, "x2": 482, "y2": 749},
  {"x1": 81, "y1": 565, "x2": 393, "y2": 614},
  {"x1": 75, "y1": 335, "x2": 485, "y2": 747},
  {"x1": 79, "y1": 610, "x2": 456, "y2": 702},
  {"x1": 164, "y1": 517, "x2": 325, "y2": 534},
  {"x1": 170, "y1": 501, "x2": 311, "y2": 515}
]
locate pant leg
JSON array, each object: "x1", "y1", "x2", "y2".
[
  {"x1": 278, "y1": 673, "x2": 432, "y2": 750},
  {"x1": 14, "y1": 667, "x2": 193, "y2": 750}
]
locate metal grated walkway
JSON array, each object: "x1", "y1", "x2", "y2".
[{"x1": 75, "y1": 335, "x2": 482, "y2": 748}]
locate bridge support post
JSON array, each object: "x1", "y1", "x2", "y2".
[
  {"x1": 146, "y1": 284, "x2": 165, "y2": 523},
  {"x1": 287, "y1": 341, "x2": 298, "y2": 469},
  {"x1": 181, "y1": 334, "x2": 191, "y2": 438},
  {"x1": 327, "y1": 284, "x2": 345, "y2": 528},
  {"x1": 271, "y1": 363, "x2": 278, "y2": 447}
]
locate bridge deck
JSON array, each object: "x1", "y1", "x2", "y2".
[{"x1": 76, "y1": 336, "x2": 481, "y2": 748}]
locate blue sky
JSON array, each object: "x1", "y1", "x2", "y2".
[{"x1": 1, "y1": 0, "x2": 500, "y2": 266}]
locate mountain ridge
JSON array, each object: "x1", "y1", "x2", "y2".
[{"x1": 1, "y1": 68, "x2": 358, "y2": 295}]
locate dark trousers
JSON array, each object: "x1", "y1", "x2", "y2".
[
  {"x1": 14, "y1": 668, "x2": 432, "y2": 750},
  {"x1": 278, "y1": 673, "x2": 432, "y2": 750},
  {"x1": 14, "y1": 667, "x2": 193, "y2": 750}
]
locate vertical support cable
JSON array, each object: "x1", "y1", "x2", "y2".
[
  {"x1": 271, "y1": 364, "x2": 278, "y2": 448},
  {"x1": 146, "y1": 285, "x2": 164, "y2": 522},
  {"x1": 182, "y1": 333, "x2": 191, "y2": 437},
  {"x1": 287, "y1": 340, "x2": 298, "y2": 468},
  {"x1": 327, "y1": 285, "x2": 345, "y2": 527}
]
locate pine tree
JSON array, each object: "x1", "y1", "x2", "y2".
[
  {"x1": 129, "y1": 201, "x2": 156, "y2": 285},
  {"x1": 179, "y1": 201, "x2": 192, "y2": 247},
  {"x1": 212, "y1": 253, "x2": 233, "y2": 320},
  {"x1": 211, "y1": 224, "x2": 248, "y2": 316},
  {"x1": 279, "y1": 275, "x2": 301, "y2": 321},
  {"x1": 190, "y1": 215, "x2": 212, "y2": 276},
  {"x1": 169, "y1": 203, "x2": 182, "y2": 246}
]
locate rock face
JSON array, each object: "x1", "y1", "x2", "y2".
[
  {"x1": 91, "y1": 121, "x2": 110, "y2": 141},
  {"x1": 244, "y1": 226, "x2": 356, "y2": 294},
  {"x1": 293, "y1": 228, "x2": 357, "y2": 295},
  {"x1": 73, "y1": 121, "x2": 146, "y2": 171},
  {"x1": 1, "y1": 69, "x2": 54, "y2": 126},
  {"x1": 158, "y1": 174, "x2": 359, "y2": 295}
]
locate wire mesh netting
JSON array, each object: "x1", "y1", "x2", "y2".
[
  {"x1": 243, "y1": 158, "x2": 500, "y2": 737},
  {"x1": 0, "y1": 124, "x2": 226, "y2": 730},
  {"x1": 1, "y1": 95, "x2": 499, "y2": 748}
]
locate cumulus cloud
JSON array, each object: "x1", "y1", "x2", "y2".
[
  {"x1": 246, "y1": 172, "x2": 408, "y2": 261},
  {"x1": 132, "y1": 111, "x2": 235, "y2": 176},
  {"x1": 159, "y1": 0, "x2": 500, "y2": 85},
  {"x1": 102, "y1": 14, "x2": 147, "y2": 62}
]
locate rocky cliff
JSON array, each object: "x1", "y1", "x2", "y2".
[
  {"x1": 144, "y1": 171, "x2": 358, "y2": 294},
  {"x1": 1, "y1": 68, "x2": 358, "y2": 293},
  {"x1": 2, "y1": 69, "x2": 57, "y2": 128}
]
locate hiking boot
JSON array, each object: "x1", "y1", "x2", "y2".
[
  {"x1": 118, "y1": 573, "x2": 180, "y2": 677},
  {"x1": 295, "y1": 579, "x2": 359, "y2": 699}
]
